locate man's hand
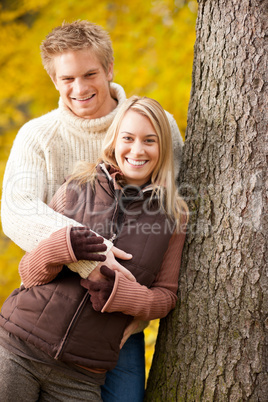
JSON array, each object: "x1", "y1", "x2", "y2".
[
  {"x1": 105, "y1": 246, "x2": 135, "y2": 282},
  {"x1": 111, "y1": 246, "x2": 132, "y2": 261},
  {"x1": 70, "y1": 227, "x2": 107, "y2": 261},
  {"x1": 86, "y1": 245, "x2": 135, "y2": 282}
]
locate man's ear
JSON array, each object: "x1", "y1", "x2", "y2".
[
  {"x1": 107, "y1": 62, "x2": 114, "y2": 82},
  {"x1": 50, "y1": 75, "x2": 59, "y2": 90}
]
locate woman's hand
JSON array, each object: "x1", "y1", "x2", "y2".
[
  {"x1": 81, "y1": 266, "x2": 115, "y2": 311},
  {"x1": 70, "y1": 227, "x2": 107, "y2": 261}
]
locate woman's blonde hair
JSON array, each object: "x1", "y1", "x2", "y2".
[
  {"x1": 40, "y1": 20, "x2": 114, "y2": 78},
  {"x1": 70, "y1": 96, "x2": 188, "y2": 229}
]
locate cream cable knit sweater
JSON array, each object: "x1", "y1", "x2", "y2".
[{"x1": 1, "y1": 83, "x2": 183, "y2": 278}]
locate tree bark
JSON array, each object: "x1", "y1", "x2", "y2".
[{"x1": 145, "y1": 0, "x2": 267, "y2": 400}]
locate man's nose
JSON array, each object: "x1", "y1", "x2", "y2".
[{"x1": 73, "y1": 78, "x2": 88, "y2": 94}]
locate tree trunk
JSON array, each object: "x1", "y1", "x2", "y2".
[{"x1": 145, "y1": 1, "x2": 267, "y2": 400}]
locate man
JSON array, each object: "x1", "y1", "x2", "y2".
[{"x1": 1, "y1": 20, "x2": 183, "y2": 401}]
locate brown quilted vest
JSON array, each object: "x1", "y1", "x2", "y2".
[{"x1": 0, "y1": 164, "x2": 175, "y2": 370}]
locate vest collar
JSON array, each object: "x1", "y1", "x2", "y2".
[{"x1": 97, "y1": 163, "x2": 157, "y2": 195}]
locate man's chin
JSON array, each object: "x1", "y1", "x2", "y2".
[{"x1": 72, "y1": 108, "x2": 96, "y2": 119}]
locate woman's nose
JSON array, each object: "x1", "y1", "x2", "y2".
[{"x1": 131, "y1": 140, "x2": 144, "y2": 155}]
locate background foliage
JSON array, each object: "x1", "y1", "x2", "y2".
[{"x1": 0, "y1": 0, "x2": 197, "y2": 377}]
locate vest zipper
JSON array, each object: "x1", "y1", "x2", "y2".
[
  {"x1": 108, "y1": 190, "x2": 121, "y2": 242},
  {"x1": 55, "y1": 292, "x2": 89, "y2": 360},
  {"x1": 109, "y1": 233, "x2": 117, "y2": 242},
  {"x1": 109, "y1": 189, "x2": 150, "y2": 243}
]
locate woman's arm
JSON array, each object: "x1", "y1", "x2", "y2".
[
  {"x1": 98, "y1": 229, "x2": 186, "y2": 321},
  {"x1": 19, "y1": 226, "x2": 76, "y2": 288},
  {"x1": 18, "y1": 185, "x2": 107, "y2": 287},
  {"x1": 19, "y1": 185, "x2": 134, "y2": 287}
]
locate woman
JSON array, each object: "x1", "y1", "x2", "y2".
[{"x1": 0, "y1": 96, "x2": 188, "y2": 401}]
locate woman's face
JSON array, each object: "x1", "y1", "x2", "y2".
[{"x1": 115, "y1": 109, "x2": 159, "y2": 187}]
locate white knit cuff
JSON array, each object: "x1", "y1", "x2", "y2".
[{"x1": 67, "y1": 237, "x2": 113, "y2": 278}]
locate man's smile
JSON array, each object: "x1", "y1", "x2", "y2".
[{"x1": 71, "y1": 94, "x2": 96, "y2": 101}]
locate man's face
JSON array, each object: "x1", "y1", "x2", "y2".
[{"x1": 51, "y1": 48, "x2": 114, "y2": 119}]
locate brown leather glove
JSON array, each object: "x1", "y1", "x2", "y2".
[
  {"x1": 80, "y1": 265, "x2": 115, "y2": 311},
  {"x1": 70, "y1": 227, "x2": 107, "y2": 262}
]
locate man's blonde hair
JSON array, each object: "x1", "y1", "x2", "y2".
[{"x1": 40, "y1": 20, "x2": 114, "y2": 78}]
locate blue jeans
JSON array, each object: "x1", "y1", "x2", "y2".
[{"x1": 101, "y1": 332, "x2": 145, "y2": 402}]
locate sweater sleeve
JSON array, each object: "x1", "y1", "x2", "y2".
[
  {"x1": 50, "y1": 184, "x2": 112, "y2": 279},
  {"x1": 1, "y1": 124, "x2": 112, "y2": 278},
  {"x1": 102, "y1": 229, "x2": 186, "y2": 321},
  {"x1": 18, "y1": 183, "x2": 114, "y2": 286},
  {"x1": 1, "y1": 123, "x2": 82, "y2": 251},
  {"x1": 19, "y1": 226, "x2": 77, "y2": 288}
]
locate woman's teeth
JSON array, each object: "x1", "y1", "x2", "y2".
[{"x1": 127, "y1": 159, "x2": 146, "y2": 166}]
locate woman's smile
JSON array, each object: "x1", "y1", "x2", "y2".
[{"x1": 125, "y1": 158, "x2": 148, "y2": 167}]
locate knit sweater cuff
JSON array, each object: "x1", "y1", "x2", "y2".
[
  {"x1": 67, "y1": 237, "x2": 113, "y2": 279},
  {"x1": 102, "y1": 271, "x2": 178, "y2": 321},
  {"x1": 102, "y1": 271, "x2": 121, "y2": 312},
  {"x1": 19, "y1": 227, "x2": 76, "y2": 288},
  {"x1": 101, "y1": 271, "x2": 145, "y2": 317}
]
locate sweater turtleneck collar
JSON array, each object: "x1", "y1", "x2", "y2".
[{"x1": 58, "y1": 82, "x2": 126, "y2": 133}]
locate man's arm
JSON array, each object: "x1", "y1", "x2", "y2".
[
  {"x1": 1, "y1": 122, "x2": 113, "y2": 278},
  {"x1": 2, "y1": 123, "x2": 84, "y2": 249}
]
